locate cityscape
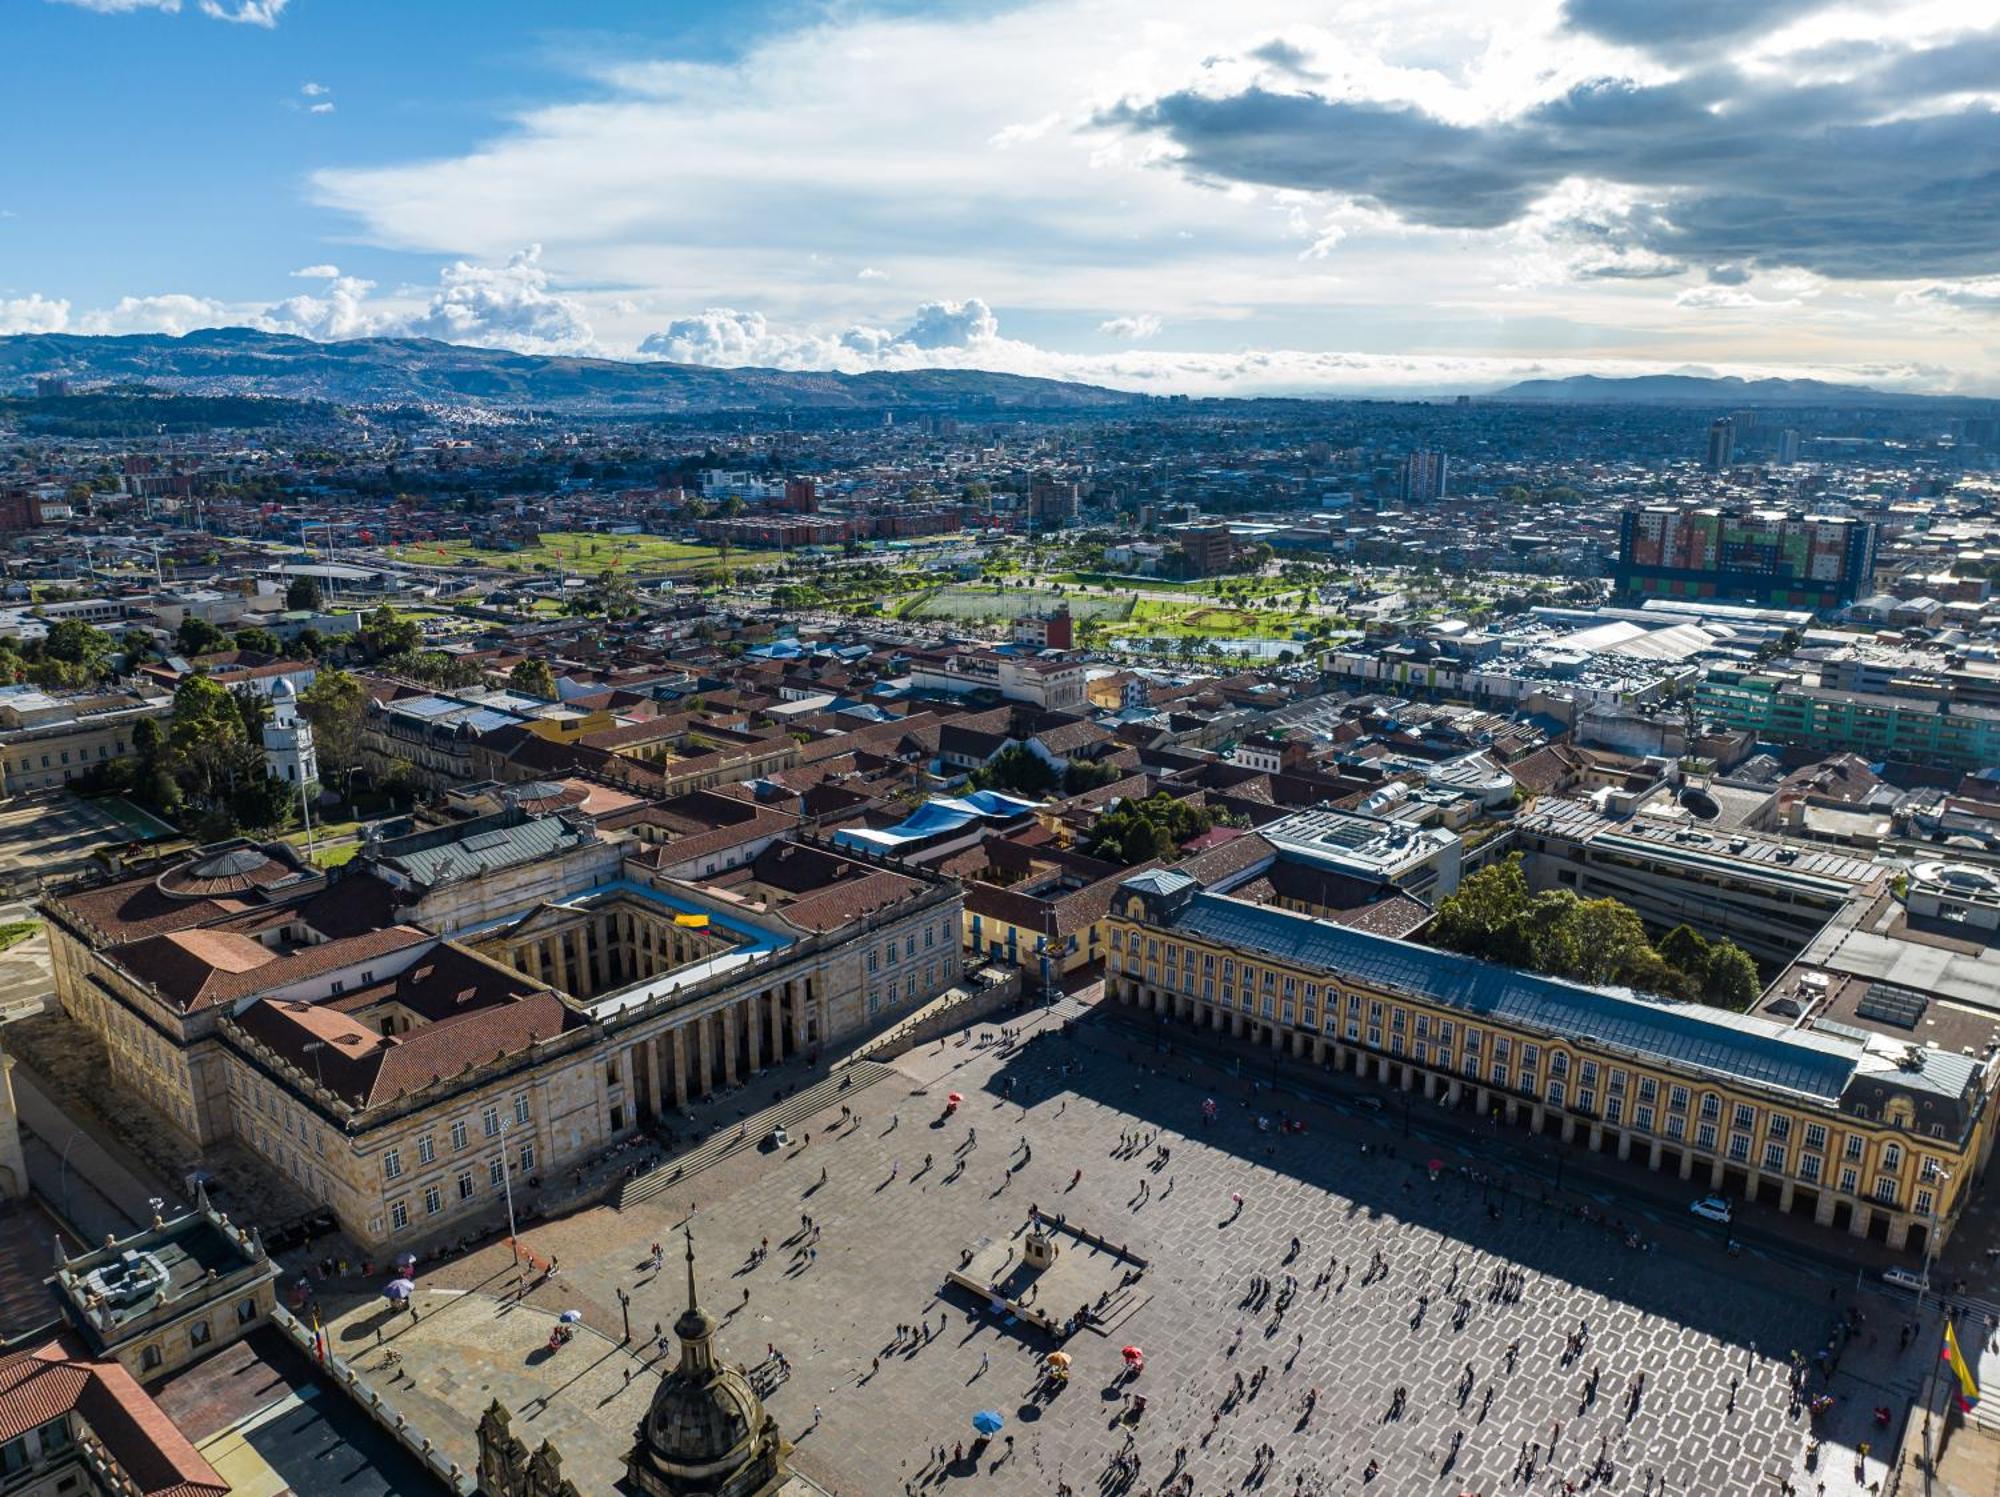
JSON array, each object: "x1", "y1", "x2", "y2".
[{"x1": 3, "y1": 4, "x2": 2000, "y2": 1497}]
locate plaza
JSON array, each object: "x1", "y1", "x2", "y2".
[{"x1": 317, "y1": 994, "x2": 1940, "y2": 1496}]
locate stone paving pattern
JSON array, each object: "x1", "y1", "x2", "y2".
[{"x1": 325, "y1": 1001, "x2": 1940, "y2": 1496}]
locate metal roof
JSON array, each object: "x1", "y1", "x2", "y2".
[{"x1": 1165, "y1": 892, "x2": 1861, "y2": 1101}]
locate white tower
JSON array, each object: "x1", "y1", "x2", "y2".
[{"x1": 263, "y1": 677, "x2": 320, "y2": 797}]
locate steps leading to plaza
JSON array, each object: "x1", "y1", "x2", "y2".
[{"x1": 617, "y1": 1060, "x2": 898, "y2": 1210}]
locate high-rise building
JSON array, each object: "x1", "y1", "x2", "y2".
[
  {"x1": 1615, "y1": 506, "x2": 1879, "y2": 609},
  {"x1": 1399, "y1": 450, "x2": 1447, "y2": 502},
  {"x1": 1706, "y1": 417, "x2": 1736, "y2": 472},
  {"x1": 1776, "y1": 428, "x2": 1801, "y2": 464}
]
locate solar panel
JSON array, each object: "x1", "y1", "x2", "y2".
[{"x1": 1855, "y1": 983, "x2": 1928, "y2": 1031}]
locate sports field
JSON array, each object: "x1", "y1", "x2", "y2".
[{"x1": 899, "y1": 584, "x2": 1134, "y2": 623}]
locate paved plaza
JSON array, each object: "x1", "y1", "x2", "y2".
[{"x1": 334, "y1": 999, "x2": 1944, "y2": 1496}]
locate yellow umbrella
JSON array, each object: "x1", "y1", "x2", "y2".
[{"x1": 1045, "y1": 1352, "x2": 1072, "y2": 1368}]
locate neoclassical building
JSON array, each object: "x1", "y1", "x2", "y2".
[
  {"x1": 42, "y1": 817, "x2": 963, "y2": 1252},
  {"x1": 1106, "y1": 868, "x2": 2000, "y2": 1256}
]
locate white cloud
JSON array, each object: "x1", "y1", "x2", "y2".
[
  {"x1": 1675, "y1": 285, "x2": 1805, "y2": 311},
  {"x1": 301, "y1": 81, "x2": 328, "y2": 97},
  {"x1": 197, "y1": 0, "x2": 286, "y2": 23},
  {"x1": 291, "y1": 263, "x2": 340, "y2": 279},
  {"x1": 0, "y1": 295, "x2": 72, "y2": 334},
  {"x1": 897, "y1": 297, "x2": 998, "y2": 349},
  {"x1": 401, "y1": 245, "x2": 594, "y2": 353},
  {"x1": 76, "y1": 293, "x2": 234, "y2": 335},
  {"x1": 857, "y1": 267, "x2": 889, "y2": 281},
  {"x1": 309, "y1": 102, "x2": 334, "y2": 115},
  {"x1": 1099, "y1": 313, "x2": 1163, "y2": 340},
  {"x1": 263, "y1": 274, "x2": 381, "y2": 340},
  {"x1": 47, "y1": 0, "x2": 179, "y2": 12}
]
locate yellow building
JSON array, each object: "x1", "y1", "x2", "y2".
[{"x1": 1105, "y1": 869, "x2": 2000, "y2": 1257}]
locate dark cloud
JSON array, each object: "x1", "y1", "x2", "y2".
[
  {"x1": 1706, "y1": 263, "x2": 1751, "y2": 286},
  {"x1": 1107, "y1": 28, "x2": 2000, "y2": 280},
  {"x1": 1248, "y1": 39, "x2": 1324, "y2": 80},
  {"x1": 1561, "y1": 0, "x2": 1831, "y2": 56}
]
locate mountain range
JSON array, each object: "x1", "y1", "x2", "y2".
[
  {"x1": 0, "y1": 327, "x2": 1140, "y2": 413},
  {"x1": 1486, "y1": 373, "x2": 1984, "y2": 407}
]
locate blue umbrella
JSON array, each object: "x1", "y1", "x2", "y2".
[
  {"x1": 382, "y1": 1278, "x2": 414, "y2": 1302},
  {"x1": 971, "y1": 1410, "x2": 1004, "y2": 1436}
]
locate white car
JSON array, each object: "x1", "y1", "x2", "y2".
[
  {"x1": 1689, "y1": 1196, "x2": 1734, "y2": 1225},
  {"x1": 1882, "y1": 1267, "x2": 1928, "y2": 1292}
]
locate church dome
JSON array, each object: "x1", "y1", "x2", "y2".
[{"x1": 627, "y1": 1231, "x2": 790, "y2": 1497}]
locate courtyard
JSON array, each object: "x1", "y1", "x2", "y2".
[{"x1": 318, "y1": 998, "x2": 1943, "y2": 1496}]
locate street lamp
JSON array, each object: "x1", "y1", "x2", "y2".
[
  {"x1": 496, "y1": 1118, "x2": 520, "y2": 1264},
  {"x1": 57, "y1": 1130, "x2": 79, "y2": 1225}
]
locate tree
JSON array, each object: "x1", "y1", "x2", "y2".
[
  {"x1": 298, "y1": 667, "x2": 366, "y2": 802},
  {"x1": 509, "y1": 658, "x2": 558, "y2": 698},
  {"x1": 1549, "y1": 898, "x2": 1652, "y2": 986},
  {"x1": 233, "y1": 626, "x2": 283, "y2": 657},
  {"x1": 1429, "y1": 856, "x2": 1532, "y2": 955},
  {"x1": 43, "y1": 619, "x2": 112, "y2": 672},
  {"x1": 362, "y1": 606, "x2": 422, "y2": 659},
  {"x1": 1702, "y1": 941, "x2": 1762, "y2": 1010},
  {"x1": 232, "y1": 772, "x2": 296, "y2": 835},
  {"x1": 1658, "y1": 924, "x2": 1711, "y2": 980},
  {"x1": 285, "y1": 575, "x2": 324, "y2": 611},
  {"x1": 164, "y1": 675, "x2": 254, "y2": 820},
  {"x1": 175, "y1": 615, "x2": 228, "y2": 656},
  {"x1": 968, "y1": 745, "x2": 1058, "y2": 797}
]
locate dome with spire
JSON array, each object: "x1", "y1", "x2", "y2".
[{"x1": 626, "y1": 1229, "x2": 793, "y2": 1497}]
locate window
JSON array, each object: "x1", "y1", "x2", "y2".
[
  {"x1": 1799, "y1": 1154, "x2": 1821, "y2": 1183},
  {"x1": 1637, "y1": 1077, "x2": 1657, "y2": 1103},
  {"x1": 1733, "y1": 1104, "x2": 1756, "y2": 1131},
  {"x1": 491, "y1": 1158, "x2": 507, "y2": 1187},
  {"x1": 1665, "y1": 1115, "x2": 1685, "y2": 1140},
  {"x1": 1838, "y1": 1169, "x2": 1858, "y2": 1195},
  {"x1": 458, "y1": 1170, "x2": 475, "y2": 1201},
  {"x1": 1634, "y1": 1105, "x2": 1653, "y2": 1132},
  {"x1": 1669, "y1": 1085, "x2": 1689, "y2": 1111},
  {"x1": 451, "y1": 1119, "x2": 468, "y2": 1151},
  {"x1": 189, "y1": 1320, "x2": 212, "y2": 1348},
  {"x1": 1882, "y1": 1143, "x2": 1903, "y2": 1172},
  {"x1": 237, "y1": 1298, "x2": 258, "y2": 1324},
  {"x1": 1768, "y1": 1115, "x2": 1790, "y2": 1142},
  {"x1": 483, "y1": 1107, "x2": 501, "y2": 1137},
  {"x1": 1873, "y1": 1177, "x2": 1898, "y2": 1206},
  {"x1": 1699, "y1": 1094, "x2": 1720, "y2": 1120},
  {"x1": 514, "y1": 1094, "x2": 531, "y2": 1125},
  {"x1": 1921, "y1": 1157, "x2": 1944, "y2": 1183},
  {"x1": 390, "y1": 1200, "x2": 409, "y2": 1230},
  {"x1": 1728, "y1": 1134, "x2": 1750, "y2": 1161},
  {"x1": 417, "y1": 1135, "x2": 435, "y2": 1166},
  {"x1": 1763, "y1": 1142, "x2": 1786, "y2": 1171},
  {"x1": 1549, "y1": 1052, "x2": 1569, "y2": 1076},
  {"x1": 1916, "y1": 1188, "x2": 1935, "y2": 1217},
  {"x1": 1577, "y1": 1089, "x2": 1595, "y2": 1114},
  {"x1": 141, "y1": 1344, "x2": 163, "y2": 1371},
  {"x1": 1605, "y1": 1098, "x2": 1622, "y2": 1125},
  {"x1": 382, "y1": 1149, "x2": 403, "y2": 1181},
  {"x1": 1845, "y1": 1135, "x2": 1864, "y2": 1160},
  {"x1": 519, "y1": 1142, "x2": 535, "y2": 1172},
  {"x1": 1696, "y1": 1122, "x2": 1717, "y2": 1150},
  {"x1": 0, "y1": 1436, "x2": 26, "y2": 1477},
  {"x1": 868, "y1": 950, "x2": 878, "y2": 973},
  {"x1": 39, "y1": 1418, "x2": 72, "y2": 1455},
  {"x1": 424, "y1": 1184, "x2": 443, "y2": 1215},
  {"x1": 1546, "y1": 1079, "x2": 1566, "y2": 1108}
]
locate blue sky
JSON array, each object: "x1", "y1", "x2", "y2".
[{"x1": 6, "y1": 0, "x2": 2000, "y2": 394}]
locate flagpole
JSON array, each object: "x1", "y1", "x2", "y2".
[{"x1": 1922, "y1": 1308, "x2": 1953, "y2": 1493}]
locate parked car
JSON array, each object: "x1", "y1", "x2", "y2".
[
  {"x1": 1882, "y1": 1266, "x2": 1929, "y2": 1292},
  {"x1": 1689, "y1": 1195, "x2": 1734, "y2": 1225}
]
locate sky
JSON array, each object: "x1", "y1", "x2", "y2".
[{"x1": 4, "y1": 0, "x2": 2000, "y2": 396}]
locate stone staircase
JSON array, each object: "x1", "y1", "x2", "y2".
[{"x1": 617, "y1": 1060, "x2": 897, "y2": 1210}]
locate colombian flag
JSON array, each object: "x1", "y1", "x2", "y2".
[{"x1": 1944, "y1": 1320, "x2": 1981, "y2": 1413}]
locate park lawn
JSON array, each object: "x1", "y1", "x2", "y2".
[
  {"x1": 395, "y1": 532, "x2": 729, "y2": 575},
  {"x1": 312, "y1": 841, "x2": 361, "y2": 869},
  {"x1": 0, "y1": 920, "x2": 41, "y2": 953},
  {"x1": 1104, "y1": 598, "x2": 1307, "y2": 643}
]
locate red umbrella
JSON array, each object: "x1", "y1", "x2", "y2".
[
  {"x1": 948, "y1": 1092, "x2": 964, "y2": 1104},
  {"x1": 1122, "y1": 1345, "x2": 1144, "y2": 1363}
]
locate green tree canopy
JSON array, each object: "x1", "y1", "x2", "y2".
[
  {"x1": 284, "y1": 574, "x2": 324, "y2": 612},
  {"x1": 298, "y1": 667, "x2": 366, "y2": 800},
  {"x1": 43, "y1": 618, "x2": 112, "y2": 671},
  {"x1": 508, "y1": 658, "x2": 558, "y2": 698},
  {"x1": 362, "y1": 606, "x2": 422, "y2": 659},
  {"x1": 233, "y1": 626, "x2": 283, "y2": 657},
  {"x1": 175, "y1": 615, "x2": 228, "y2": 656}
]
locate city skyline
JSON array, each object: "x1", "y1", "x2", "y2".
[{"x1": 5, "y1": 0, "x2": 1999, "y2": 396}]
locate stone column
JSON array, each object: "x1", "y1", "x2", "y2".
[
  {"x1": 789, "y1": 981, "x2": 807, "y2": 1053},
  {"x1": 645, "y1": 1036, "x2": 663, "y2": 1119},
  {"x1": 696, "y1": 1017, "x2": 714, "y2": 1098},
  {"x1": 1678, "y1": 1150, "x2": 1695, "y2": 1181},
  {"x1": 1475, "y1": 1086, "x2": 1491, "y2": 1113},
  {"x1": 1647, "y1": 1140, "x2": 1662, "y2": 1171},
  {"x1": 719, "y1": 1008, "x2": 738, "y2": 1087},
  {"x1": 1814, "y1": 1192, "x2": 1837, "y2": 1227},
  {"x1": 1708, "y1": 1158, "x2": 1725, "y2": 1191},
  {"x1": 745, "y1": 998, "x2": 762, "y2": 1072},
  {"x1": 1617, "y1": 1131, "x2": 1632, "y2": 1162},
  {"x1": 1778, "y1": 1180, "x2": 1796, "y2": 1214},
  {"x1": 1885, "y1": 1215, "x2": 1910, "y2": 1251},
  {"x1": 1850, "y1": 1205, "x2": 1872, "y2": 1239},
  {"x1": 669, "y1": 1026, "x2": 688, "y2": 1108},
  {"x1": 1530, "y1": 1103, "x2": 1547, "y2": 1132},
  {"x1": 1311, "y1": 1037, "x2": 1326, "y2": 1064}
]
